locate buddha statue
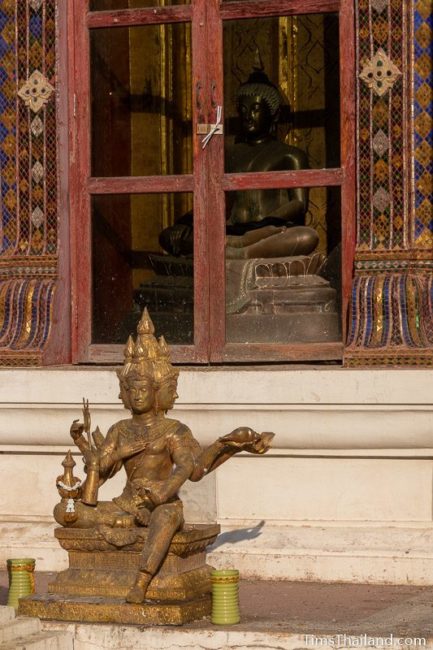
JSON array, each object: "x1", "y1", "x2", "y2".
[
  {"x1": 53, "y1": 309, "x2": 274, "y2": 605},
  {"x1": 225, "y1": 67, "x2": 318, "y2": 259},
  {"x1": 159, "y1": 66, "x2": 318, "y2": 259}
]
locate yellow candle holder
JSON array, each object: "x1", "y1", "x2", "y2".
[
  {"x1": 7, "y1": 558, "x2": 35, "y2": 609},
  {"x1": 211, "y1": 569, "x2": 240, "y2": 625}
]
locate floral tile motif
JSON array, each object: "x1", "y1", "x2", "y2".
[
  {"x1": 359, "y1": 48, "x2": 402, "y2": 97},
  {"x1": 18, "y1": 70, "x2": 54, "y2": 113}
]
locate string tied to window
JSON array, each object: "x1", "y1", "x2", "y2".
[{"x1": 201, "y1": 105, "x2": 223, "y2": 149}]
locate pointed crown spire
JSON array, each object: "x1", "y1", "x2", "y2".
[{"x1": 118, "y1": 308, "x2": 178, "y2": 385}]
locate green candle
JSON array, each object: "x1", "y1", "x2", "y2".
[
  {"x1": 7, "y1": 558, "x2": 35, "y2": 609},
  {"x1": 211, "y1": 569, "x2": 240, "y2": 625}
]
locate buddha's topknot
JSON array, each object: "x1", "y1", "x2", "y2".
[{"x1": 236, "y1": 68, "x2": 282, "y2": 117}]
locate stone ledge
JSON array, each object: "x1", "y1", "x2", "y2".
[
  {"x1": 5, "y1": 521, "x2": 433, "y2": 584},
  {"x1": 208, "y1": 523, "x2": 433, "y2": 585},
  {"x1": 7, "y1": 578, "x2": 433, "y2": 648},
  {"x1": 40, "y1": 622, "x2": 433, "y2": 650}
]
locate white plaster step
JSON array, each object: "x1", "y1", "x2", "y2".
[
  {"x1": 208, "y1": 523, "x2": 433, "y2": 584},
  {"x1": 0, "y1": 608, "x2": 14, "y2": 625},
  {"x1": 0, "y1": 630, "x2": 72, "y2": 649},
  {"x1": 0, "y1": 609, "x2": 72, "y2": 649},
  {"x1": 0, "y1": 616, "x2": 41, "y2": 643},
  {"x1": 41, "y1": 623, "x2": 433, "y2": 650}
]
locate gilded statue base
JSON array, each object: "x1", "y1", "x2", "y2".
[
  {"x1": 19, "y1": 593, "x2": 211, "y2": 626},
  {"x1": 19, "y1": 523, "x2": 219, "y2": 625}
]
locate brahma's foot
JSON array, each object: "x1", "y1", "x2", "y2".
[
  {"x1": 126, "y1": 571, "x2": 152, "y2": 604},
  {"x1": 126, "y1": 584, "x2": 146, "y2": 603}
]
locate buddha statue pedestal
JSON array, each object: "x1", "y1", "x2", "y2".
[
  {"x1": 19, "y1": 523, "x2": 220, "y2": 625},
  {"x1": 226, "y1": 254, "x2": 341, "y2": 343}
]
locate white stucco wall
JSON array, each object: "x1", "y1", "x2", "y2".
[{"x1": 1, "y1": 367, "x2": 433, "y2": 584}]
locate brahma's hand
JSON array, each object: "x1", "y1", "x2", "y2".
[
  {"x1": 219, "y1": 428, "x2": 275, "y2": 454},
  {"x1": 115, "y1": 439, "x2": 147, "y2": 461},
  {"x1": 70, "y1": 419, "x2": 85, "y2": 441},
  {"x1": 132, "y1": 479, "x2": 169, "y2": 506}
]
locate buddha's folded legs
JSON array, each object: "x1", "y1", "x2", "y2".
[
  {"x1": 226, "y1": 225, "x2": 285, "y2": 248},
  {"x1": 226, "y1": 225, "x2": 319, "y2": 259}
]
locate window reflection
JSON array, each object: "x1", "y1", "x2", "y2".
[
  {"x1": 223, "y1": 14, "x2": 340, "y2": 171},
  {"x1": 92, "y1": 193, "x2": 193, "y2": 344},
  {"x1": 90, "y1": 23, "x2": 192, "y2": 177},
  {"x1": 225, "y1": 187, "x2": 341, "y2": 344}
]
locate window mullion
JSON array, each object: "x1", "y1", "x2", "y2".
[
  {"x1": 191, "y1": 0, "x2": 213, "y2": 360},
  {"x1": 221, "y1": 0, "x2": 341, "y2": 20},
  {"x1": 223, "y1": 168, "x2": 344, "y2": 191},
  {"x1": 205, "y1": 0, "x2": 226, "y2": 360},
  {"x1": 86, "y1": 6, "x2": 192, "y2": 29},
  {"x1": 88, "y1": 175, "x2": 194, "y2": 195}
]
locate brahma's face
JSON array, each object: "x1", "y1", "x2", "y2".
[
  {"x1": 157, "y1": 378, "x2": 178, "y2": 412},
  {"x1": 126, "y1": 378, "x2": 155, "y2": 414}
]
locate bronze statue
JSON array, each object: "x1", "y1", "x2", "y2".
[
  {"x1": 53, "y1": 309, "x2": 274, "y2": 606},
  {"x1": 159, "y1": 66, "x2": 318, "y2": 259}
]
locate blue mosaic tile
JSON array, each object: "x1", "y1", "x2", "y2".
[
  {"x1": 415, "y1": 218, "x2": 425, "y2": 238},
  {"x1": 414, "y1": 131, "x2": 424, "y2": 147},
  {"x1": 414, "y1": 40, "x2": 424, "y2": 58},
  {"x1": 413, "y1": 5, "x2": 433, "y2": 238},
  {"x1": 0, "y1": 11, "x2": 8, "y2": 33},
  {"x1": 0, "y1": 36, "x2": 10, "y2": 59},
  {"x1": 29, "y1": 15, "x2": 42, "y2": 40},
  {"x1": 0, "y1": 123, "x2": 8, "y2": 144},
  {"x1": 0, "y1": 90, "x2": 8, "y2": 114}
]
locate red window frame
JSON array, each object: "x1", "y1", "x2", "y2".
[{"x1": 68, "y1": 0, "x2": 355, "y2": 364}]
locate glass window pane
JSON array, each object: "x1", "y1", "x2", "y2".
[
  {"x1": 90, "y1": 1, "x2": 189, "y2": 9},
  {"x1": 92, "y1": 192, "x2": 194, "y2": 344},
  {"x1": 223, "y1": 14, "x2": 340, "y2": 172},
  {"x1": 225, "y1": 186, "x2": 341, "y2": 344},
  {"x1": 91, "y1": 23, "x2": 192, "y2": 177}
]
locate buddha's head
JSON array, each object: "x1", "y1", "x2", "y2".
[{"x1": 236, "y1": 68, "x2": 282, "y2": 141}]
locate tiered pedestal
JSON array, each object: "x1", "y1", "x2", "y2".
[
  {"x1": 226, "y1": 256, "x2": 341, "y2": 343},
  {"x1": 19, "y1": 523, "x2": 220, "y2": 625}
]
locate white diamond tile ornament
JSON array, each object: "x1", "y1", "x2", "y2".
[
  {"x1": 359, "y1": 48, "x2": 402, "y2": 97},
  {"x1": 31, "y1": 116, "x2": 44, "y2": 137},
  {"x1": 18, "y1": 71, "x2": 54, "y2": 113},
  {"x1": 371, "y1": 0, "x2": 388, "y2": 13},
  {"x1": 373, "y1": 187, "x2": 391, "y2": 212},
  {"x1": 372, "y1": 129, "x2": 390, "y2": 157},
  {"x1": 31, "y1": 206, "x2": 44, "y2": 228},
  {"x1": 32, "y1": 161, "x2": 44, "y2": 184},
  {"x1": 29, "y1": 0, "x2": 43, "y2": 10}
]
